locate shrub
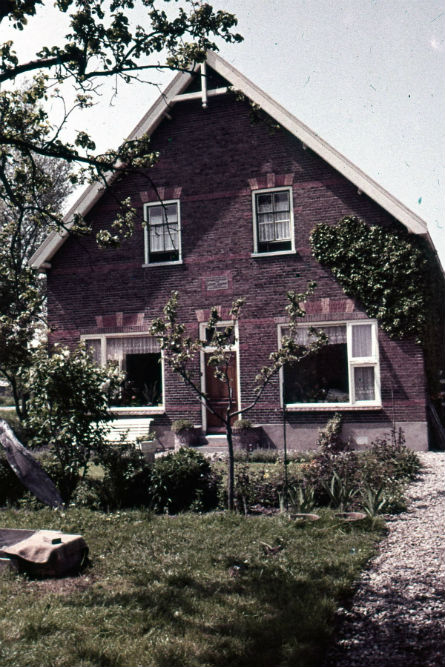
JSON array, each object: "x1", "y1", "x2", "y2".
[
  {"x1": 98, "y1": 444, "x2": 152, "y2": 509},
  {"x1": 231, "y1": 462, "x2": 304, "y2": 512},
  {"x1": 233, "y1": 449, "x2": 278, "y2": 463},
  {"x1": 369, "y1": 428, "x2": 421, "y2": 481},
  {"x1": 324, "y1": 470, "x2": 358, "y2": 510},
  {"x1": 23, "y1": 343, "x2": 123, "y2": 503},
  {"x1": 286, "y1": 450, "x2": 317, "y2": 463},
  {"x1": 70, "y1": 478, "x2": 105, "y2": 510},
  {"x1": 0, "y1": 450, "x2": 26, "y2": 506},
  {"x1": 302, "y1": 450, "x2": 360, "y2": 507},
  {"x1": 223, "y1": 449, "x2": 313, "y2": 464},
  {"x1": 361, "y1": 485, "x2": 391, "y2": 518},
  {"x1": 149, "y1": 448, "x2": 220, "y2": 514},
  {"x1": 233, "y1": 465, "x2": 279, "y2": 512},
  {"x1": 65, "y1": 444, "x2": 153, "y2": 510},
  {"x1": 303, "y1": 422, "x2": 419, "y2": 512},
  {"x1": 354, "y1": 428, "x2": 420, "y2": 515},
  {"x1": 316, "y1": 413, "x2": 350, "y2": 453}
]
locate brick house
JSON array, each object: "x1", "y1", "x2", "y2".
[{"x1": 30, "y1": 53, "x2": 445, "y2": 451}]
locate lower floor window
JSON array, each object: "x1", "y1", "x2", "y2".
[
  {"x1": 84, "y1": 335, "x2": 163, "y2": 408},
  {"x1": 282, "y1": 321, "x2": 380, "y2": 407}
]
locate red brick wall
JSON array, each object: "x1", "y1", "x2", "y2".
[{"x1": 46, "y1": 93, "x2": 429, "y2": 444}]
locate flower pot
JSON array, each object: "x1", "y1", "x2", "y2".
[
  {"x1": 232, "y1": 427, "x2": 260, "y2": 451},
  {"x1": 174, "y1": 429, "x2": 195, "y2": 451},
  {"x1": 139, "y1": 440, "x2": 163, "y2": 463}
]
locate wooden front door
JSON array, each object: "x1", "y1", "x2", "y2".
[{"x1": 204, "y1": 352, "x2": 238, "y2": 433}]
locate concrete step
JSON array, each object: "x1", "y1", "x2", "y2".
[
  {"x1": 192, "y1": 435, "x2": 228, "y2": 455},
  {"x1": 201, "y1": 435, "x2": 227, "y2": 448}
]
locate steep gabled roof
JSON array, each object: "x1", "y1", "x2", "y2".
[{"x1": 30, "y1": 52, "x2": 428, "y2": 269}]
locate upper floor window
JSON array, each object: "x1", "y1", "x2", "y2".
[
  {"x1": 252, "y1": 187, "x2": 294, "y2": 255},
  {"x1": 281, "y1": 320, "x2": 381, "y2": 408},
  {"x1": 143, "y1": 200, "x2": 181, "y2": 265}
]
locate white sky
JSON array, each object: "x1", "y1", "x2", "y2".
[{"x1": 3, "y1": 0, "x2": 445, "y2": 265}]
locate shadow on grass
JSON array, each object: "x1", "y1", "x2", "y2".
[{"x1": 63, "y1": 556, "x2": 353, "y2": 667}]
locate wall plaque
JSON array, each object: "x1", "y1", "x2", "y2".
[{"x1": 206, "y1": 276, "x2": 229, "y2": 291}]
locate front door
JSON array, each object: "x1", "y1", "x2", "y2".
[{"x1": 204, "y1": 352, "x2": 238, "y2": 433}]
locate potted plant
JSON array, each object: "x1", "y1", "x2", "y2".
[
  {"x1": 232, "y1": 418, "x2": 259, "y2": 451},
  {"x1": 171, "y1": 419, "x2": 196, "y2": 450},
  {"x1": 136, "y1": 432, "x2": 163, "y2": 463}
]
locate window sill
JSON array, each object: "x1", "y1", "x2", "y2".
[
  {"x1": 109, "y1": 406, "x2": 165, "y2": 416},
  {"x1": 251, "y1": 250, "x2": 296, "y2": 258},
  {"x1": 284, "y1": 403, "x2": 382, "y2": 412},
  {"x1": 142, "y1": 260, "x2": 183, "y2": 268}
]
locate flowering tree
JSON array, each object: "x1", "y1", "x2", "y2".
[
  {"x1": 24, "y1": 343, "x2": 123, "y2": 502},
  {"x1": 151, "y1": 283, "x2": 327, "y2": 510},
  {"x1": 0, "y1": 150, "x2": 72, "y2": 419},
  {"x1": 0, "y1": 1, "x2": 242, "y2": 246}
]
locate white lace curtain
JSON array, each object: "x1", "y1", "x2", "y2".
[
  {"x1": 354, "y1": 366, "x2": 375, "y2": 401},
  {"x1": 257, "y1": 192, "x2": 290, "y2": 242},
  {"x1": 106, "y1": 336, "x2": 160, "y2": 363},
  {"x1": 284, "y1": 323, "x2": 372, "y2": 356},
  {"x1": 149, "y1": 203, "x2": 178, "y2": 252},
  {"x1": 284, "y1": 325, "x2": 347, "y2": 346},
  {"x1": 85, "y1": 336, "x2": 160, "y2": 366},
  {"x1": 351, "y1": 324, "x2": 372, "y2": 357}
]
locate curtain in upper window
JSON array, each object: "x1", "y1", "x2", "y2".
[
  {"x1": 144, "y1": 200, "x2": 181, "y2": 264},
  {"x1": 148, "y1": 203, "x2": 178, "y2": 252},
  {"x1": 256, "y1": 191, "x2": 291, "y2": 243}
]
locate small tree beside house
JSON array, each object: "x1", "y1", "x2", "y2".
[
  {"x1": 151, "y1": 283, "x2": 327, "y2": 510},
  {"x1": 23, "y1": 343, "x2": 123, "y2": 503}
]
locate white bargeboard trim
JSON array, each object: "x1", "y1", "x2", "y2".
[{"x1": 29, "y1": 52, "x2": 428, "y2": 270}]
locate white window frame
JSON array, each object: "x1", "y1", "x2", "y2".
[
  {"x1": 81, "y1": 332, "x2": 165, "y2": 415},
  {"x1": 251, "y1": 186, "x2": 296, "y2": 257},
  {"x1": 279, "y1": 319, "x2": 381, "y2": 410},
  {"x1": 199, "y1": 321, "x2": 241, "y2": 432},
  {"x1": 143, "y1": 199, "x2": 182, "y2": 267}
]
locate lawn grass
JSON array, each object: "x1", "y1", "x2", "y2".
[
  {"x1": 0, "y1": 508, "x2": 384, "y2": 667},
  {"x1": 0, "y1": 408, "x2": 18, "y2": 422}
]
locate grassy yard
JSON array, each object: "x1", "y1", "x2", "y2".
[{"x1": 0, "y1": 508, "x2": 384, "y2": 667}]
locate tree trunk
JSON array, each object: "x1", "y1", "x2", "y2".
[
  {"x1": 0, "y1": 419, "x2": 63, "y2": 508},
  {"x1": 9, "y1": 378, "x2": 24, "y2": 421},
  {"x1": 226, "y1": 423, "x2": 235, "y2": 511}
]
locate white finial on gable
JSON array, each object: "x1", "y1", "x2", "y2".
[{"x1": 200, "y1": 62, "x2": 208, "y2": 108}]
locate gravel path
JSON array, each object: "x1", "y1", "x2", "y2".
[{"x1": 325, "y1": 452, "x2": 445, "y2": 667}]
